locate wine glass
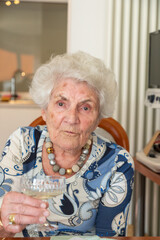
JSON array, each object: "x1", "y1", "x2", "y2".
[{"x1": 21, "y1": 174, "x2": 66, "y2": 235}]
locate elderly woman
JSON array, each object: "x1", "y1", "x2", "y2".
[{"x1": 0, "y1": 51, "x2": 134, "y2": 237}]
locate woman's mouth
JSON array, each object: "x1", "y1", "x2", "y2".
[{"x1": 64, "y1": 131, "x2": 79, "y2": 136}]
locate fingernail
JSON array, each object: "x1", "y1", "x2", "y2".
[
  {"x1": 40, "y1": 202, "x2": 47, "y2": 208},
  {"x1": 43, "y1": 210, "x2": 50, "y2": 217},
  {"x1": 39, "y1": 216, "x2": 46, "y2": 223}
]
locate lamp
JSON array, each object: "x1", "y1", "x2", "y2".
[
  {"x1": 14, "y1": 0, "x2": 20, "y2": 4},
  {"x1": 5, "y1": 1, "x2": 11, "y2": 6},
  {"x1": 5, "y1": 0, "x2": 20, "y2": 6}
]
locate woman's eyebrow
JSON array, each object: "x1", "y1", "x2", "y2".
[
  {"x1": 55, "y1": 94, "x2": 96, "y2": 104},
  {"x1": 80, "y1": 99, "x2": 93, "y2": 104},
  {"x1": 55, "y1": 94, "x2": 67, "y2": 100}
]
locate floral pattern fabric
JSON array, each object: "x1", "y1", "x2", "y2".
[{"x1": 0, "y1": 125, "x2": 134, "y2": 237}]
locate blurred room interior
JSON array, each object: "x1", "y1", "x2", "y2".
[{"x1": 0, "y1": 0, "x2": 160, "y2": 237}]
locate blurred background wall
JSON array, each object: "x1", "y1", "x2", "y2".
[{"x1": 0, "y1": 1, "x2": 67, "y2": 91}]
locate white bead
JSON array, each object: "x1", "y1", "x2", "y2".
[
  {"x1": 72, "y1": 164, "x2": 80, "y2": 173},
  {"x1": 50, "y1": 160, "x2": 56, "y2": 165},
  {"x1": 82, "y1": 149, "x2": 89, "y2": 154},
  {"x1": 59, "y1": 168, "x2": 66, "y2": 175},
  {"x1": 45, "y1": 142, "x2": 52, "y2": 148},
  {"x1": 48, "y1": 153, "x2": 55, "y2": 160}
]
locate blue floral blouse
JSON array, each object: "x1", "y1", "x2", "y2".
[{"x1": 0, "y1": 125, "x2": 134, "y2": 237}]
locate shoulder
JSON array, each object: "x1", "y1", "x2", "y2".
[
  {"x1": 92, "y1": 132, "x2": 134, "y2": 172},
  {"x1": 0, "y1": 125, "x2": 46, "y2": 161},
  {"x1": 18, "y1": 125, "x2": 45, "y2": 153},
  {"x1": 7, "y1": 125, "x2": 45, "y2": 144}
]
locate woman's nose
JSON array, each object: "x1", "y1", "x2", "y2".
[{"x1": 66, "y1": 107, "x2": 79, "y2": 124}]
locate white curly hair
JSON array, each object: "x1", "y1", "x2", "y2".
[{"x1": 29, "y1": 51, "x2": 118, "y2": 119}]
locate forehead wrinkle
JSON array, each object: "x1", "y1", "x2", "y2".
[
  {"x1": 79, "y1": 99, "x2": 94, "y2": 104},
  {"x1": 54, "y1": 93, "x2": 95, "y2": 103},
  {"x1": 54, "y1": 94, "x2": 67, "y2": 101}
]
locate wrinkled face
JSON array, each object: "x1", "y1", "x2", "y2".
[{"x1": 42, "y1": 78, "x2": 100, "y2": 153}]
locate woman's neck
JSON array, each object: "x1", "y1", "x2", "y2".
[
  {"x1": 42, "y1": 144, "x2": 85, "y2": 177},
  {"x1": 52, "y1": 145, "x2": 82, "y2": 167}
]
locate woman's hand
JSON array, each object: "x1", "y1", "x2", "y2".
[{"x1": 1, "y1": 191, "x2": 50, "y2": 234}]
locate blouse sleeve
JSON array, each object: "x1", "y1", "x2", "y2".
[
  {"x1": 0, "y1": 126, "x2": 39, "y2": 205},
  {"x1": 95, "y1": 148, "x2": 134, "y2": 237},
  {"x1": 0, "y1": 128, "x2": 24, "y2": 206}
]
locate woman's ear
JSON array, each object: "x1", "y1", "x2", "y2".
[
  {"x1": 41, "y1": 109, "x2": 46, "y2": 122},
  {"x1": 95, "y1": 119, "x2": 100, "y2": 131},
  {"x1": 95, "y1": 116, "x2": 101, "y2": 128}
]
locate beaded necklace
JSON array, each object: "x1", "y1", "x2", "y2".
[{"x1": 45, "y1": 136, "x2": 92, "y2": 175}]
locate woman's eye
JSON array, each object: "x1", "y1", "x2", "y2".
[
  {"x1": 58, "y1": 102, "x2": 64, "y2": 107},
  {"x1": 82, "y1": 106, "x2": 90, "y2": 111}
]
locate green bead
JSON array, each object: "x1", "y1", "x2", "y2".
[
  {"x1": 53, "y1": 164, "x2": 60, "y2": 172},
  {"x1": 77, "y1": 160, "x2": 84, "y2": 167}
]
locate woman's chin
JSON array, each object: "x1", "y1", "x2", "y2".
[
  {"x1": 62, "y1": 144, "x2": 80, "y2": 152},
  {"x1": 56, "y1": 141, "x2": 81, "y2": 153}
]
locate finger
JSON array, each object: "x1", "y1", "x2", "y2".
[
  {"x1": 4, "y1": 223, "x2": 26, "y2": 234},
  {"x1": 4, "y1": 202, "x2": 50, "y2": 218},
  {"x1": 5, "y1": 213, "x2": 47, "y2": 227},
  {"x1": 13, "y1": 214, "x2": 47, "y2": 225},
  {"x1": 4, "y1": 191, "x2": 48, "y2": 208}
]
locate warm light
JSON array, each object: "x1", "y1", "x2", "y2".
[
  {"x1": 14, "y1": 0, "x2": 20, "y2": 4},
  {"x1": 21, "y1": 71, "x2": 25, "y2": 77},
  {"x1": 5, "y1": 1, "x2": 11, "y2": 6}
]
